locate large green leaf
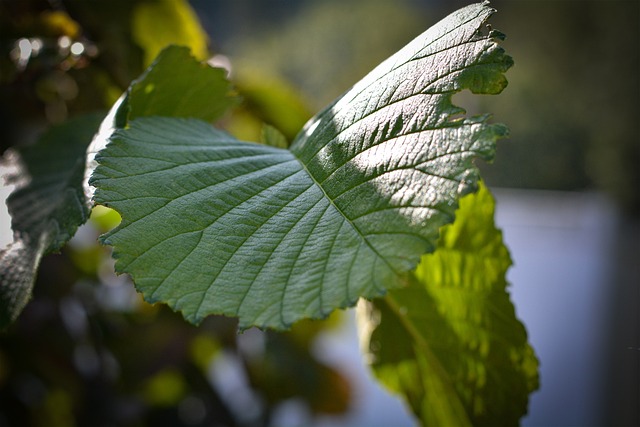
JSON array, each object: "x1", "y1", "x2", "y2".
[
  {"x1": 91, "y1": 2, "x2": 512, "y2": 330},
  {"x1": 358, "y1": 183, "x2": 539, "y2": 426},
  {"x1": 0, "y1": 114, "x2": 103, "y2": 328}
]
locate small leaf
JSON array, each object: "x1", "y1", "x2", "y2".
[
  {"x1": 92, "y1": 2, "x2": 512, "y2": 330},
  {"x1": 358, "y1": 183, "x2": 539, "y2": 426},
  {"x1": 0, "y1": 114, "x2": 103, "y2": 328}
]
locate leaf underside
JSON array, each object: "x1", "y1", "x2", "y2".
[{"x1": 91, "y1": 2, "x2": 513, "y2": 330}]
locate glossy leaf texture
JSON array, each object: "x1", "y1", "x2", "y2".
[
  {"x1": 358, "y1": 183, "x2": 539, "y2": 426},
  {"x1": 91, "y1": 2, "x2": 513, "y2": 330},
  {"x1": 0, "y1": 114, "x2": 103, "y2": 328}
]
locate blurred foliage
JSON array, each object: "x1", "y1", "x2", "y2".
[
  {"x1": 0, "y1": 235, "x2": 351, "y2": 425},
  {"x1": 131, "y1": 0, "x2": 209, "y2": 67},
  {"x1": 227, "y1": 72, "x2": 312, "y2": 143}
]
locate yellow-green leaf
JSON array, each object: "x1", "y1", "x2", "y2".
[{"x1": 359, "y1": 183, "x2": 539, "y2": 426}]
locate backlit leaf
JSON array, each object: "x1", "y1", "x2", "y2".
[{"x1": 358, "y1": 183, "x2": 539, "y2": 426}]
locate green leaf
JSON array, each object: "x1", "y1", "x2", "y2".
[
  {"x1": 358, "y1": 183, "x2": 539, "y2": 426},
  {"x1": 0, "y1": 114, "x2": 103, "y2": 328},
  {"x1": 91, "y1": 2, "x2": 512, "y2": 330}
]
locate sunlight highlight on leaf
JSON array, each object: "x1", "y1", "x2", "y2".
[{"x1": 92, "y1": 2, "x2": 513, "y2": 330}]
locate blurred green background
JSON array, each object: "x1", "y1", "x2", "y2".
[{"x1": 0, "y1": 0, "x2": 638, "y2": 426}]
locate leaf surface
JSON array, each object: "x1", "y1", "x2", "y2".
[
  {"x1": 358, "y1": 183, "x2": 539, "y2": 426},
  {"x1": 92, "y1": 2, "x2": 512, "y2": 329},
  {"x1": 0, "y1": 114, "x2": 103, "y2": 328}
]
